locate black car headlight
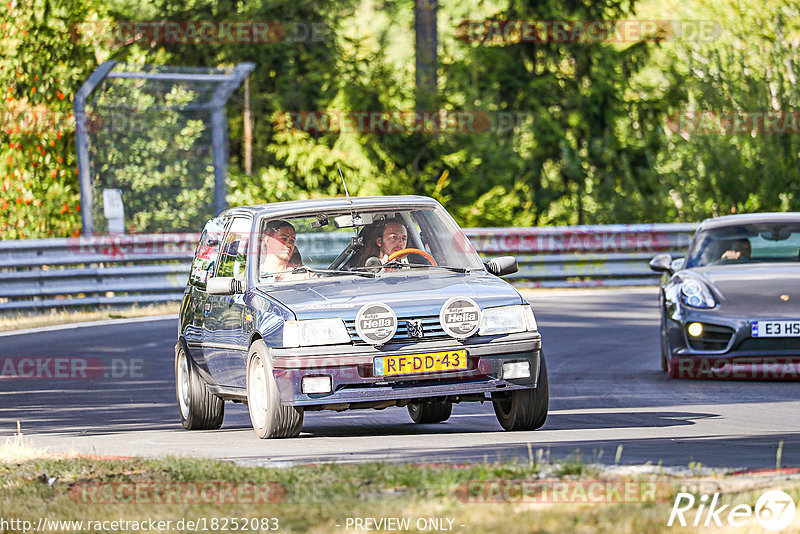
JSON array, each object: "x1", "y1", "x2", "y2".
[{"x1": 680, "y1": 279, "x2": 716, "y2": 309}]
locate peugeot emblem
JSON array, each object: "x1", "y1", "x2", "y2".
[{"x1": 406, "y1": 319, "x2": 424, "y2": 338}]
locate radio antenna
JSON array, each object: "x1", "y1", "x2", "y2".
[{"x1": 337, "y1": 163, "x2": 352, "y2": 204}]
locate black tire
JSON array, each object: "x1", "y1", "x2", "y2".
[
  {"x1": 660, "y1": 310, "x2": 683, "y2": 379},
  {"x1": 492, "y1": 352, "x2": 549, "y2": 431},
  {"x1": 407, "y1": 400, "x2": 452, "y2": 424},
  {"x1": 175, "y1": 343, "x2": 224, "y2": 430},
  {"x1": 246, "y1": 340, "x2": 303, "y2": 438}
]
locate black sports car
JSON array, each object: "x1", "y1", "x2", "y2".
[{"x1": 650, "y1": 213, "x2": 800, "y2": 379}]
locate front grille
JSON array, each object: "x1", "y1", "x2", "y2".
[
  {"x1": 687, "y1": 323, "x2": 735, "y2": 351},
  {"x1": 737, "y1": 337, "x2": 800, "y2": 352},
  {"x1": 346, "y1": 315, "x2": 448, "y2": 345}
]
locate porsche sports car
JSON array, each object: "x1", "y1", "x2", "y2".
[
  {"x1": 650, "y1": 212, "x2": 800, "y2": 379},
  {"x1": 176, "y1": 195, "x2": 547, "y2": 438}
]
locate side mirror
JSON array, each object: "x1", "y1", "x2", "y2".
[
  {"x1": 207, "y1": 277, "x2": 244, "y2": 295},
  {"x1": 670, "y1": 257, "x2": 685, "y2": 272},
  {"x1": 649, "y1": 253, "x2": 674, "y2": 274},
  {"x1": 485, "y1": 256, "x2": 518, "y2": 277}
]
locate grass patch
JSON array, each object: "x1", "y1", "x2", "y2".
[
  {"x1": 3, "y1": 455, "x2": 799, "y2": 532},
  {"x1": 0, "y1": 422, "x2": 47, "y2": 464},
  {"x1": 553, "y1": 452, "x2": 600, "y2": 478},
  {"x1": 0, "y1": 302, "x2": 179, "y2": 332}
]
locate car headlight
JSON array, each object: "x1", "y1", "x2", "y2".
[
  {"x1": 680, "y1": 279, "x2": 716, "y2": 308},
  {"x1": 283, "y1": 318, "x2": 351, "y2": 348},
  {"x1": 479, "y1": 305, "x2": 537, "y2": 336}
]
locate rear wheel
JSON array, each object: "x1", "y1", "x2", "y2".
[
  {"x1": 246, "y1": 340, "x2": 303, "y2": 438},
  {"x1": 492, "y1": 352, "x2": 549, "y2": 431},
  {"x1": 407, "y1": 400, "x2": 452, "y2": 424},
  {"x1": 175, "y1": 344, "x2": 224, "y2": 430}
]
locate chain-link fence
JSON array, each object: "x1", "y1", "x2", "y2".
[{"x1": 75, "y1": 62, "x2": 253, "y2": 234}]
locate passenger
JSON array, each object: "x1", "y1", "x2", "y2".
[
  {"x1": 260, "y1": 220, "x2": 301, "y2": 277},
  {"x1": 720, "y1": 238, "x2": 751, "y2": 261}
]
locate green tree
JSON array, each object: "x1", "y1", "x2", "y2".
[{"x1": 0, "y1": 0, "x2": 105, "y2": 238}]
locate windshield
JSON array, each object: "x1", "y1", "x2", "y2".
[
  {"x1": 256, "y1": 206, "x2": 485, "y2": 283},
  {"x1": 686, "y1": 222, "x2": 800, "y2": 268}
]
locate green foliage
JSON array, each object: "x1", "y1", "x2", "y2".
[
  {"x1": 88, "y1": 83, "x2": 213, "y2": 232},
  {"x1": 655, "y1": 0, "x2": 800, "y2": 220},
  {"x1": 3, "y1": 0, "x2": 800, "y2": 238},
  {"x1": 0, "y1": 0, "x2": 104, "y2": 238}
]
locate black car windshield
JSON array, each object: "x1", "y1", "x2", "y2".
[
  {"x1": 257, "y1": 206, "x2": 485, "y2": 283},
  {"x1": 686, "y1": 222, "x2": 800, "y2": 267}
]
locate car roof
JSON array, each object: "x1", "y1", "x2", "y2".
[
  {"x1": 219, "y1": 195, "x2": 441, "y2": 218},
  {"x1": 697, "y1": 212, "x2": 800, "y2": 231}
]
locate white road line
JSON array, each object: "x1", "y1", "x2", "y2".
[{"x1": 0, "y1": 315, "x2": 177, "y2": 338}]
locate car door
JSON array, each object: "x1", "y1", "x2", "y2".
[
  {"x1": 203, "y1": 215, "x2": 252, "y2": 387},
  {"x1": 183, "y1": 216, "x2": 229, "y2": 370}
]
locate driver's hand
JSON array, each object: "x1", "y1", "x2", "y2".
[{"x1": 720, "y1": 250, "x2": 741, "y2": 260}]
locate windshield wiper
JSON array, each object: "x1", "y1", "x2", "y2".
[
  {"x1": 355, "y1": 262, "x2": 477, "y2": 273},
  {"x1": 288, "y1": 266, "x2": 376, "y2": 278}
]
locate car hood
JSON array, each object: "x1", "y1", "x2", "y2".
[
  {"x1": 257, "y1": 272, "x2": 524, "y2": 320},
  {"x1": 689, "y1": 264, "x2": 800, "y2": 316}
]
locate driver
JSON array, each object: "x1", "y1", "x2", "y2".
[
  {"x1": 720, "y1": 238, "x2": 751, "y2": 261},
  {"x1": 376, "y1": 218, "x2": 408, "y2": 263}
]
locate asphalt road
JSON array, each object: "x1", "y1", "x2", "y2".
[{"x1": 1, "y1": 288, "x2": 798, "y2": 469}]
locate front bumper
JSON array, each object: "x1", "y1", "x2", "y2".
[
  {"x1": 270, "y1": 332, "x2": 542, "y2": 407},
  {"x1": 666, "y1": 310, "x2": 800, "y2": 379}
]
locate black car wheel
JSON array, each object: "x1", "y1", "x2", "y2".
[
  {"x1": 407, "y1": 400, "x2": 452, "y2": 424},
  {"x1": 246, "y1": 340, "x2": 303, "y2": 439},
  {"x1": 492, "y1": 352, "x2": 549, "y2": 431},
  {"x1": 175, "y1": 343, "x2": 224, "y2": 430}
]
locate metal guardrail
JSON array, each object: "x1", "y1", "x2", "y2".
[{"x1": 0, "y1": 224, "x2": 696, "y2": 311}]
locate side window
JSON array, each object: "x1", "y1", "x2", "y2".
[
  {"x1": 189, "y1": 217, "x2": 229, "y2": 290},
  {"x1": 217, "y1": 217, "x2": 252, "y2": 283}
]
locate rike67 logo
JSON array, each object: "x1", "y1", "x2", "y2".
[{"x1": 668, "y1": 489, "x2": 796, "y2": 530}]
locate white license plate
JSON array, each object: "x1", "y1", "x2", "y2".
[{"x1": 751, "y1": 321, "x2": 800, "y2": 338}]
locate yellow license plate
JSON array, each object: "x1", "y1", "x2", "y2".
[{"x1": 374, "y1": 350, "x2": 467, "y2": 376}]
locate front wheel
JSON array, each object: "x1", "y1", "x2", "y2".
[
  {"x1": 407, "y1": 400, "x2": 452, "y2": 424},
  {"x1": 492, "y1": 352, "x2": 549, "y2": 431},
  {"x1": 246, "y1": 340, "x2": 303, "y2": 438},
  {"x1": 175, "y1": 343, "x2": 224, "y2": 430}
]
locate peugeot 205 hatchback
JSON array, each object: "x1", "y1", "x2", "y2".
[{"x1": 176, "y1": 196, "x2": 547, "y2": 438}]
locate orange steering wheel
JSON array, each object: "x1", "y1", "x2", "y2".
[{"x1": 386, "y1": 248, "x2": 437, "y2": 266}]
